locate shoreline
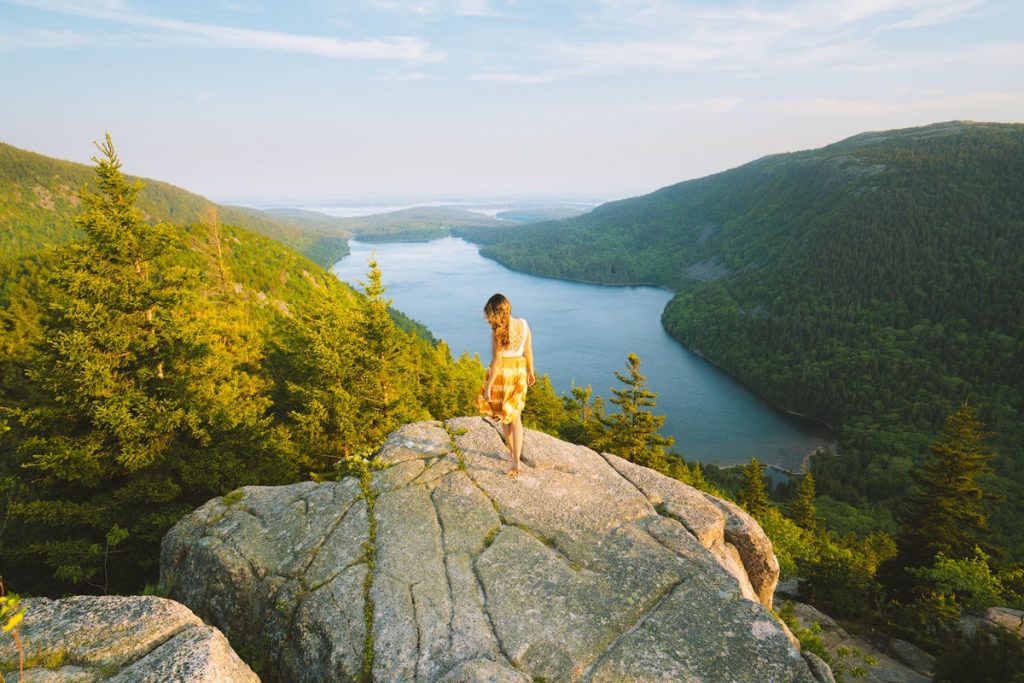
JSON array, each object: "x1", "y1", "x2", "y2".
[
  {"x1": 336, "y1": 237, "x2": 837, "y2": 470},
  {"x1": 462, "y1": 235, "x2": 839, "y2": 438},
  {"x1": 684, "y1": 344, "x2": 839, "y2": 435}
]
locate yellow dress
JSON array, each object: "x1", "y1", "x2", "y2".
[{"x1": 477, "y1": 318, "x2": 530, "y2": 424}]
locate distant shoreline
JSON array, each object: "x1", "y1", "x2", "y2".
[{"x1": 466, "y1": 241, "x2": 840, "y2": 446}]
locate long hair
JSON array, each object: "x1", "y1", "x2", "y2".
[{"x1": 484, "y1": 293, "x2": 511, "y2": 349}]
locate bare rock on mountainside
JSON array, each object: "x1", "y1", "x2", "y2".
[
  {"x1": 161, "y1": 417, "x2": 832, "y2": 682},
  {"x1": 776, "y1": 598, "x2": 932, "y2": 683},
  {"x1": 0, "y1": 596, "x2": 258, "y2": 683},
  {"x1": 961, "y1": 606, "x2": 1024, "y2": 640}
]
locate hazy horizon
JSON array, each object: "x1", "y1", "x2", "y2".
[{"x1": 3, "y1": 0, "x2": 1022, "y2": 200}]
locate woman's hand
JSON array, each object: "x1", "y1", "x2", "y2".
[
  {"x1": 527, "y1": 370, "x2": 536, "y2": 387},
  {"x1": 484, "y1": 381, "x2": 494, "y2": 400}
]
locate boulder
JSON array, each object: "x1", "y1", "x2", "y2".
[
  {"x1": 0, "y1": 595, "x2": 257, "y2": 683},
  {"x1": 961, "y1": 606, "x2": 1024, "y2": 640},
  {"x1": 882, "y1": 638, "x2": 936, "y2": 678},
  {"x1": 776, "y1": 598, "x2": 931, "y2": 683},
  {"x1": 162, "y1": 418, "x2": 831, "y2": 682}
]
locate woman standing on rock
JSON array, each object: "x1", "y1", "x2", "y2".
[{"x1": 478, "y1": 293, "x2": 535, "y2": 477}]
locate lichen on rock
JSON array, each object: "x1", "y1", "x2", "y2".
[
  {"x1": 161, "y1": 417, "x2": 832, "y2": 682},
  {"x1": 0, "y1": 595, "x2": 257, "y2": 683}
]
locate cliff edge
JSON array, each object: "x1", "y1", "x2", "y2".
[{"x1": 161, "y1": 417, "x2": 832, "y2": 682}]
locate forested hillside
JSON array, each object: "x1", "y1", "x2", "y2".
[
  {"x1": 0, "y1": 138, "x2": 483, "y2": 595},
  {"x1": 0, "y1": 142, "x2": 348, "y2": 268},
  {"x1": 457, "y1": 121, "x2": 1024, "y2": 558},
  {"x1": 258, "y1": 205, "x2": 507, "y2": 242}
]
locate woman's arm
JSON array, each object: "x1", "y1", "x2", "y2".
[
  {"x1": 484, "y1": 332, "x2": 500, "y2": 398},
  {"x1": 524, "y1": 327, "x2": 536, "y2": 386}
]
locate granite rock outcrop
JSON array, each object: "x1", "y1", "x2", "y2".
[
  {"x1": 161, "y1": 417, "x2": 832, "y2": 682},
  {"x1": 0, "y1": 595, "x2": 258, "y2": 683}
]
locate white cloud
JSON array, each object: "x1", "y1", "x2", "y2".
[
  {"x1": 455, "y1": 0, "x2": 498, "y2": 17},
  {"x1": 895, "y1": 85, "x2": 947, "y2": 96},
  {"x1": 845, "y1": 41, "x2": 1024, "y2": 73},
  {"x1": 364, "y1": 0, "x2": 508, "y2": 17},
  {"x1": 760, "y1": 98, "x2": 899, "y2": 116},
  {"x1": 756, "y1": 91, "x2": 1024, "y2": 117},
  {"x1": 380, "y1": 71, "x2": 433, "y2": 81},
  {"x1": 554, "y1": 40, "x2": 732, "y2": 71},
  {"x1": 0, "y1": 28, "x2": 109, "y2": 48},
  {"x1": 468, "y1": 69, "x2": 574, "y2": 84},
  {"x1": 875, "y1": 0, "x2": 986, "y2": 30},
  {"x1": 365, "y1": 0, "x2": 436, "y2": 15},
  {"x1": 7, "y1": 0, "x2": 446, "y2": 62},
  {"x1": 642, "y1": 98, "x2": 743, "y2": 114},
  {"x1": 485, "y1": 0, "x2": 997, "y2": 82}
]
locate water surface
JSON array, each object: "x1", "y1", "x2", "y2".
[{"x1": 333, "y1": 237, "x2": 832, "y2": 469}]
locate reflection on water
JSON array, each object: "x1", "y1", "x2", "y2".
[{"x1": 333, "y1": 237, "x2": 833, "y2": 469}]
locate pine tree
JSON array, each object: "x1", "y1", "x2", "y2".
[
  {"x1": 522, "y1": 374, "x2": 565, "y2": 435},
  {"x1": 27, "y1": 134, "x2": 185, "y2": 472},
  {"x1": 8, "y1": 136, "x2": 291, "y2": 592},
  {"x1": 689, "y1": 461, "x2": 710, "y2": 492},
  {"x1": 788, "y1": 471, "x2": 819, "y2": 531},
  {"x1": 597, "y1": 353, "x2": 673, "y2": 471},
  {"x1": 285, "y1": 257, "x2": 427, "y2": 470},
  {"x1": 283, "y1": 283, "x2": 362, "y2": 469},
  {"x1": 558, "y1": 383, "x2": 606, "y2": 448},
  {"x1": 351, "y1": 256, "x2": 426, "y2": 447},
  {"x1": 414, "y1": 340, "x2": 482, "y2": 422},
  {"x1": 738, "y1": 457, "x2": 770, "y2": 516},
  {"x1": 899, "y1": 401, "x2": 996, "y2": 567}
]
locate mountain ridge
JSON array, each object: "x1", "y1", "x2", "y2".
[
  {"x1": 0, "y1": 140, "x2": 349, "y2": 267},
  {"x1": 456, "y1": 120, "x2": 1024, "y2": 557}
]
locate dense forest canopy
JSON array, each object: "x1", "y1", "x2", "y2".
[
  {"x1": 254, "y1": 205, "x2": 507, "y2": 243},
  {"x1": 0, "y1": 138, "x2": 484, "y2": 595},
  {"x1": 1, "y1": 128, "x2": 1022, "y2": 678},
  {"x1": 0, "y1": 142, "x2": 350, "y2": 269},
  {"x1": 457, "y1": 121, "x2": 1024, "y2": 559}
]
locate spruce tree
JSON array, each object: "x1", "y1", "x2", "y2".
[
  {"x1": 738, "y1": 457, "x2": 770, "y2": 516},
  {"x1": 788, "y1": 471, "x2": 819, "y2": 531},
  {"x1": 597, "y1": 353, "x2": 673, "y2": 471},
  {"x1": 283, "y1": 282, "x2": 362, "y2": 469},
  {"x1": 352, "y1": 256, "x2": 426, "y2": 447},
  {"x1": 9, "y1": 136, "x2": 290, "y2": 592},
  {"x1": 899, "y1": 401, "x2": 996, "y2": 567},
  {"x1": 286, "y1": 257, "x2": 427, "y2": 469},
  {"x1": 522, "y1": 374, "x2": 565, "y2": 435},
  {"x1": 559, "y1": 383, "x2": 606, "y2": 448},
  {"x1": 414, "y1": 340, "x2": 483, "y2": 422}
]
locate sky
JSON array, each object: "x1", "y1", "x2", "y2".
[{"x1": 1, "y1": 0, "x2": 1022, "y2": 205}]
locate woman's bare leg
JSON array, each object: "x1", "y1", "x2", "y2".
[
  {"x1": 501, "y1": 421, "x2": 513, "y2": 458},
  {"x1": 509, "y1": 415, "x2": 524, "y2": 475}
]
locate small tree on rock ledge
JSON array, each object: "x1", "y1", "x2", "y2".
[
  {"x1": 738, "y1": 457, "x2": 770, "y2": 517},
  {"x1": 597, "y1": 352, "x2": 674, "y2": 472}
]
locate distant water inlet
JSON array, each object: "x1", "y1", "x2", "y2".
[{"x1": 333, "y1": 237, "x2": 833, "y2": 470}]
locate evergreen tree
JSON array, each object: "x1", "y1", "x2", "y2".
[
  {"x1": 558, "y1": 383, "x2": 606, "y2": 448},
  {"x1": 283, "y1": 283, "x2": 363, "y2": 469},
  {"x1": 351, "y1": 256, "x2": 427, "y2": 446},
  {"x1": 522, "y1": 374, "x2": 565, "y2": 435},
  {"x1": 738, "y1": 457, "x2": 770, "y2": 516},
  {"x1": 689, "y1": 461, "x2": 709, "y2": 490},
  {"x1": 899, "y1": 401, "x2": 996, "y2": 568},
  {"x1": 597, "y1": 353, "x2": 673, "y2": 471},
  {"x1": 789, "y1": 471, "x2": 819, "y2": 531},
  {"x1": 6, "y1": 137, "x2": 291, "y2": 592},
  {"x1": 284, "y1": 258, "x2": 429, "y2": 470},
  {"x1": 414, "y1": 341, "x2": 484, "y2": 422}
]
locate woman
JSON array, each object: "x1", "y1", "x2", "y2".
[{"x1": 477, "y1": 293, "x2": 535, "y2": 477}]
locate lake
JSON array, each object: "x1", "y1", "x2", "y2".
[{"x1": 333, "y1": 237, "x2": 833, "y2": 470}]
